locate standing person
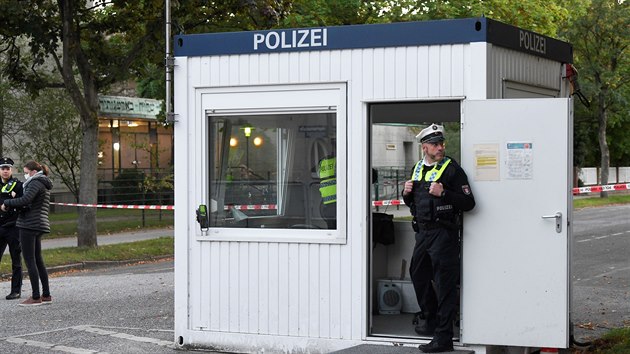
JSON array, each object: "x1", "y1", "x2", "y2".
[
  {"x1": 1, "y1": 161, "x2": 53, "y2": 306},
  {"x1": 317, "y1": 139, "x2": 336, "y2": 229},
  {"x1": 0, "y1": 157, "x2": 23, "y2": 300},
  {"x1": 402, "y1": 123, "x2": 475, "y2": 353}
]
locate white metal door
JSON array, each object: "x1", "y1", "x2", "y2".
[{"x1": 461, "y1": 99, "x2": 571, "y2": 348}]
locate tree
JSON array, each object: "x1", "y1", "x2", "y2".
[
  {"x1": 562, "y1": 0, "x2": 629, "y2": 197},
  {"x1": 4, "y1": 89, "x2": 82, "y2": 200},
  {"x1": 0, "y1": 1, "x2": 285, "y2": 247},
  {"x1": 279, "y1": 0, "x2": 571, "y2": 36}
]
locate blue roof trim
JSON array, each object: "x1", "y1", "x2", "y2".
[
  {"x1": 174, "y1": 17, "x2": 572, "y2": 63},
  {"x1": 175, "y1": 18, "x2": 485, "y2": 56}
]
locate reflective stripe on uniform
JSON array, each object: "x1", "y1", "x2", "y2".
[{"x1": 411, "y1": 157, "x2": 451, "y2": 182}]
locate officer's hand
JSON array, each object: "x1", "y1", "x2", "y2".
[
  {"x1": 403, "y1": 180, "x2": 413, "y2": 195},
  {"x1": 0, "y1": 204, "x2": 6, "y2": 212},
  {"x1": 429, "y1": 182, "x2": 444, "y2": 197},
  {"x1": 11, "y1": 191, "x2": 16, "y2": 198}
]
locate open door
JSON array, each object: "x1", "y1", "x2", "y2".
[{"x1": 460, "y1": 99, "x2": 572, "y2": 348}]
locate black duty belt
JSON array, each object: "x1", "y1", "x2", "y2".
[{"x1": 417, "y1": 222, "x2": 442, "y2": 230}]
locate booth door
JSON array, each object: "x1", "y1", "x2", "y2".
[{"x1": 460, "y1": 99, "x2": 571, "y2": 348}]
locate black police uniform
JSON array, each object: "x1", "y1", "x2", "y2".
[
  {"x1": 402, "y1": 156, "x2": 475, "y2": 349},
  {"x1": 0, "y1": 164, "x2": 24, "y2": 299}
]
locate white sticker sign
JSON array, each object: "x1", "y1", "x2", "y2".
[{"x1": 506, "y1": 142, "x2": 533, "y2": 180}]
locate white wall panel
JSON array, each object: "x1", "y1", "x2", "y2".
[
  {"x1": 184, "y1": 43, "x2": 486, "y2": 345},
  {"x1": 439, "y1": 45, "x2": 453, "y2": 96},
  {"x1": 394, "y1": 47, "x2": 407, "y2": 98},
  {"x1": 417, "y1": 46, "x2": 430, "y2": 97}
]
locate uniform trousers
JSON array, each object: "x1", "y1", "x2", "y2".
[
  {"x1": 19, "y1": 228, "x2": 50, "y2": 300},
  {"x1": 409, "y1": 225, "x2": 460, "y2": 343},
  {"x1": 0, "y1": 225, "x2": 22, "y2": 294}
]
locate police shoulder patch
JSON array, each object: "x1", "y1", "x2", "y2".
[{"x1": 462, "y1": 185, "x2": 471, "y2": 195}]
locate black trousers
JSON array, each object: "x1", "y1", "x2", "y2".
[
  {"x1": 19, "y1": 228, "x2": 50, "y2": 299},
  {"x1": 0, "y1": 225, "x2": 22, "y2": 294},
  {"x1": 409, "y1": 226, "x2": 460, "y2": 343}
]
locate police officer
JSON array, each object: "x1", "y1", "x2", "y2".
[
  {"x1": 318, "y1": 154, "x2": 336, "y2": 229},
  {"x1": 402, "y1": 124, "x2": 475, "y2": 353},
  {"x1": 0, "y1": 157, "x2": 24, "y2": 300}
]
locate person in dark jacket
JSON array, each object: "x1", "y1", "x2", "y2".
[
  {"x1": 0, "y1": 157, "x2": 24, "y2": 300},
  {"x1": 2, "y1": 160, "x2": 53, "y2": 306},
  {"x1": 402, "y1": 124, "x2": 475, "y2": 353}
]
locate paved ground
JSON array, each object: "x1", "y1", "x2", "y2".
[{"x1": 0, "y1": 203, "x2": 627, "y2": 353}]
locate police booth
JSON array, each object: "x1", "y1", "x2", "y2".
[{"x1": 172, "y1": 17, "x2": 574, "y2": 353}]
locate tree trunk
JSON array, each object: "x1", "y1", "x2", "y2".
[
  {"x1": 76, "y1": 88, "x2": 99, "y2": 247},
  {"x1": 597, "y1": 91, "x2": 609, "y2": 198},
  {"x1": 0, "y1": 89, "x2": 4, "y2": 157}
]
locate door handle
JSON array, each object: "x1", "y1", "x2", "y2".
[{"x1": 541, "y1": 212, "x2": 562, "y2": 233}]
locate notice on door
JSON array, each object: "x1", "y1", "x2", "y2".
[
  {"x1": 473, "y1": 144, "x2": 500, "y2": 181},
  {"x1": 506, "y1": 142, "x2": 533, "y2": 179}
]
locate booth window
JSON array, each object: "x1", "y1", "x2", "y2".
[{"x1": 208, "y1": 112, "x2": 337, "y2": 230}]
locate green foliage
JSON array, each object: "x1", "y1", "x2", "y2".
[
  {"x1": 5, "y1": 89, "x2": 82, "y2": 199},
  {"x1": 279, "y1": 0, "x2": 570, "y2": 35},
  {"x1": 562, "y1": 0, "x2": 630, "y2": 168},
  {"x1": 590, "y1": 327, "x2": 630, "y2": 354}
]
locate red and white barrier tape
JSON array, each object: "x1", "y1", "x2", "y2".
[
  {"x1": 372, "y1": 199, "x2": 404, "y2": 207},
  {"x1": 50, "y1": 202, "x2": 278, "y2": 211},
  {"x1": 224, "y1": 204, "x2": 277, "y2": 211},
  {"x1": 573, "y1": 183, "x2": 630, "y2": 194},
  {"x1": 50, "y1": 184, "x2": 630, "y2": 211},
  {"x1": 51, "y1": 202, "x2": 174, "y2": 210}
]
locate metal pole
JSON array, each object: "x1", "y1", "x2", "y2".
[{"x1": 165, "y1": 0, "x2": 175, "y2": 123}]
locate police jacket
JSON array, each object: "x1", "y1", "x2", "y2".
[
  {"x1": 3, "y1": 172, "x2": 53, "y2": 233},
  {"x1": 402, "y1": 156, "x2": 475, "y2": 226},
  {"x1": 0, "y1": 177, "x2": 24, "y2": 227},
  {"x1": 318, "y1": 156, "x2": 336, "y2": 205}
]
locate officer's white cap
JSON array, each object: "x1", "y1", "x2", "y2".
[{"x1": 416, "y1": 123, "x2": 445, "y2": 143}]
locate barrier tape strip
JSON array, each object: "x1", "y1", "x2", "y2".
[
  {"x1": 51, "y1": 202, "x2": 174, "y2": 210},
  {"x1": 573, "y1": 183, "x2": 630, "y2": 194},
  {"x1": 224, "y1": 204, "x2": 277, "y2": 211},
  {"x1": 50, "y1": 183, "x2": 630, "y2": 211}
]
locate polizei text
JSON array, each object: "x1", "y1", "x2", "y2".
[{"x1": 253, "y1": 28, "x2": 328, "y2": 51}]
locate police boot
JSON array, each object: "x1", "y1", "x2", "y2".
[
  {"x1": 418, "y1": 339, "x2": 454, "y2": 353},
  {"x1": 414, "y1": 313, "x2": 437, "y2": 336}
]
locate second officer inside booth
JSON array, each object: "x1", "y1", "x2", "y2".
[
  {"x1": 317, "y1": 138, "x2": 337, "y2": 229},
  {"x1": 402, "y1": 124, "x2": 475, "y2": 353}
]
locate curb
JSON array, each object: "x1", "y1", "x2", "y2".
[{"x1": 0, "y1": 255, "x2": 173, "y2": 281}]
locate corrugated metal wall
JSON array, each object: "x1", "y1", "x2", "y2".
[
  {"x1": 183, "y1": 44, "x2": 470, "y2": 341},
  {"x1": 487, "y1": 45, "x2": 563, "y2": 99}
]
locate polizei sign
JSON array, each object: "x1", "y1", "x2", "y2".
[{"x1": 253, "y1": 28, "x2": 328, "y2": 50}]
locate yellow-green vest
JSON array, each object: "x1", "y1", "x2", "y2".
[{"x1": 318, "y1": 157, "x2": 336, "y2": 205}]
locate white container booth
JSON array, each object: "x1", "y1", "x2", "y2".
[{"x1": 173, "y1": 17, "x2": 574, "y2": 353}]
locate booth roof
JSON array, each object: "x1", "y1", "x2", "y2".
[{"x1": 174, "y1": 17, "x2": 572, "y2": 63}]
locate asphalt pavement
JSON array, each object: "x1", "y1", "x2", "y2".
[{"x1": 0, "y1": 205, "x2": 627, "y2": 353}]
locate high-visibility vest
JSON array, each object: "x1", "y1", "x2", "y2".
[
  {"x1": 318, "y1": 157, "x2": 336, "y2": 205},
  {"x1": 1, "y1": 180, "x2": 17, "y2": 194},
  {"x1": 411, "y1": 157, "x2": 451, "y2": 182}
]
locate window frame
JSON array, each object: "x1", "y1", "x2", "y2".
[{"x1": 198, "y1": 83, "x2": 347, "y2": 244}]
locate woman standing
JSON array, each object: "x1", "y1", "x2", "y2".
[{"x1": 1, "y1": 161, "x2": 53, "y2": 306}]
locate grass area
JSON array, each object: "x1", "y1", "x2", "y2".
[
  {"x1": 573, "y1": 194, "x2": 630, "y2": 209},
  {"x1": 579, "y1": 327, "x2": 630, "y2": 354},
  {"x1": 0, "y1": 237, "x2": 173, "y2": 275},
  {"x1": 48, "y1": 209, "x2": 173, "y2": 238}
]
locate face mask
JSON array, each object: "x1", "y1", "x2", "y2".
[{"x1": 24, "y1": 173, "x2": 30, "y2": 180}]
